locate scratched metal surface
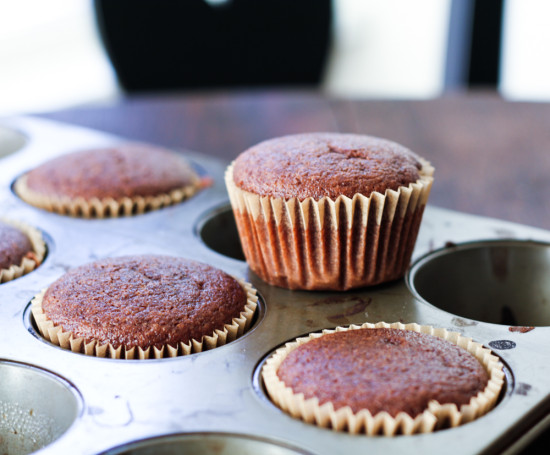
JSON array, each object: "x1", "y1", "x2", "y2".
[{"x1": 0, "y1": 117, "x2": 549, "y2": 455}]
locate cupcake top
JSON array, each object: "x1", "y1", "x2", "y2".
[
  {"x1": 232, "y1": 133, "x2": 425, "y2": 200},
  {"x1": 276, "y1": 328, "x2": 489, "y2": 418},
  {"x1": 40, "y1": 255, "x2": 247, "y2": 349},
  {"x1": 21, "y1": 143, "x2": 199, "y2": 200},
  {"x1": 0, "y1": 221, "x2": 34, "y2": 270}
]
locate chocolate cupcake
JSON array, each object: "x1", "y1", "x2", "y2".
[
  {"x1": 262, "y1": 322, "x2": 504, "y2": 435},
  {"x1": 225, "y1": 133, "x2": 434, "y2": 290},
  {"x1": 15, "y1": 143, "x2": 204, "y2": 218},
  {"x1": 0, "y1": 218, "x2": 45, "y2": 283},
  {"x1": 31, "y1": 255, "x2": 258, "y2": 359}
]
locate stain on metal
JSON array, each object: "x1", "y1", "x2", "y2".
[
  {"x1": 516, "y1": 383, "x2": 532, "y2": 396},
  {"x1": 509, "y1": 326, "x2": 535, "y2": 333},
  {"x1": 489, "y1": 340, "x2": 517, "y2": 350},
  {"x1": 309, "y1": 295, "x2": 367, "y2": 307},
  {"x1": 452, "y1": 317, "x2": 477, "y2": 327}
]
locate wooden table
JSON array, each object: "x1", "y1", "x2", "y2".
[{"x1": 39, "y1": 90, "x2": 550, "y2": 230}]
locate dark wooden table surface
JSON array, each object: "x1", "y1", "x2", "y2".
[{"x1": 39, "y1": 90, "x2": 550, "y2": 230}]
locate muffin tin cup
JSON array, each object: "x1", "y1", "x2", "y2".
[
  {"x1": 224, "y1": 160, "x2": 434, "y2": 291},
  {"x1": 0, "y1": 217, "x2": 46, "y2": 283},
  {"x1": 407, "y1": 240, "x2": 550, "y2": 327},
  {"x1": 101, "y1": 432, "x2": 313, "y2": 455},
  {"x1": 0, "y1": 360, "x2": 81, "y2": 455},
  {"x1": 30, "y1": 279, "x2": 258, "y2": 360},
  {"x1": 262, "y1": 321, "x2": 505, "y2": 436},
  {"x1": 14, "y1": 174, "x2": 202, "y2": 219}
]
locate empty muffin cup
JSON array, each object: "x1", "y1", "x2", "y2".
[
  {"x1": 407, "y1": 240, "x2": 550, "y2": 326},
  {"x1": 102, "y1": 433, "x2": 312, "y2": 455},
  {"x1": 0, "y1": 125, "x2": 27, "y2": 159},
  {"x1": 196, "y1": 204, "x2": 245, "y2": 261},
  {"x1": 0, "y1": 360, "x2": 81, "y2": 455}
]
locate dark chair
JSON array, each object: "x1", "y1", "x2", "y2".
[
  {"x1": 94, "y1": 0, "x2": 332, "y2": 93},
  {"x1": 444, "y1": 0, "x2": 505, "y2": 90}
]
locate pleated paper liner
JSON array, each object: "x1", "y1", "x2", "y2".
[
  {"x1": 0, "y1": 217, "x2": 46, "y2": 284},
  {"x1": 262, "y1": 322, "x2": 505, "y2": 436},
  {"x1": 31, "y1": 278, "x2": 258, "y2": 359},
  {"x1": 14, "y1": 173, "x2": 203, "y2": 218},
  {"x1": 225, "y1": 160, "x2": 434, "y2": 290}
]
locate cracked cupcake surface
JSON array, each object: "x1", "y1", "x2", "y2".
[
  {"x1": 262, "y1": 323, "x2": 505, "y2": 435},
  {"x1": 0, "y1": 221, "x2": 34, "y2": 270},
  {"x1": 232, "y1": 133, "x2": 423, "y2": 200},
  {"x1": 39, "y1": 255, "x2": 250, "y2": 349},
  {"x1": 277, "y1": 328, "x2": 489, "y2": 417},
  {"x1": 15, "y1": 143, "x2": 203, "y2": 217},
  {"x1": 0, "y1": 219, "x2": 45, "y2": 283}
]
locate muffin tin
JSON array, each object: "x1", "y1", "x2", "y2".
[{"x1": 1, "y1": 116, "x2": 549, "y2": 454}]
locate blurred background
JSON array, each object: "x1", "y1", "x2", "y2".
[{"x1": 1, "y1": 0, "x2": 549, "y2": 116}]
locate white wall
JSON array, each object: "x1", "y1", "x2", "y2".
[
  {"x1": 500, "y1": 0, "x2": 550, "y2": 101},
  {"x1": 323, "y1": 0, "x2": 451, "y2": 98},
  {"x1": 0, "y1": 0, "x2": 117, "y2": 115}
]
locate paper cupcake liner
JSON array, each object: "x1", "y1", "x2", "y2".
[
  {"x1": 31, "y1": 278, "x2": 258, "y2": 359},
  {"x1": 225, "y1": 161, "x2": 434, "y2": 290},
  {"x1": 14, "y1": 174, "x2": 202, "y2": 219},
  {"x1": 262, "y1": 322, "x2": 505, "y2": 436},
  {"x1": 0, "y1": 217, "x2": 46, "y2": 284}
]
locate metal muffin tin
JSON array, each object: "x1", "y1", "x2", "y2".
[{"x1": 0, "y1": 117, "x2": 549, "y2": 455}]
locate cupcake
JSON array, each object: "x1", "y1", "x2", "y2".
[
  {"x1": 262, "y1": 322, "x2": 504, "y2": 435},
  {"x1": 0, "y1": 218, "x2": 46, "y2": 283},
  {"x1": 15, "y1": 143, "x2": 205, "y2": 218},
  {"x1": 225, "y1": 133, "x2": 434, "y2": 290},
  {"x1": 31, "y1": 255, "x2": 258, "y2": 359}
]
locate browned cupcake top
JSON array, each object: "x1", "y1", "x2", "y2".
[
  {"x1": 233, "y1": 133, "x2": 423, "y2": 200},
  {"x1": 41, "y1": 255, "x2": 247, "y2": 348},
  {"x1": 277, "y1": 328, "x2": 489, "y2": 418},
  {"x1": 0, "y1": 221, "x2": 33, "y2": 270},
  {"x1": 23, "y1": 143, "x2": 199, "y2": 200}
]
